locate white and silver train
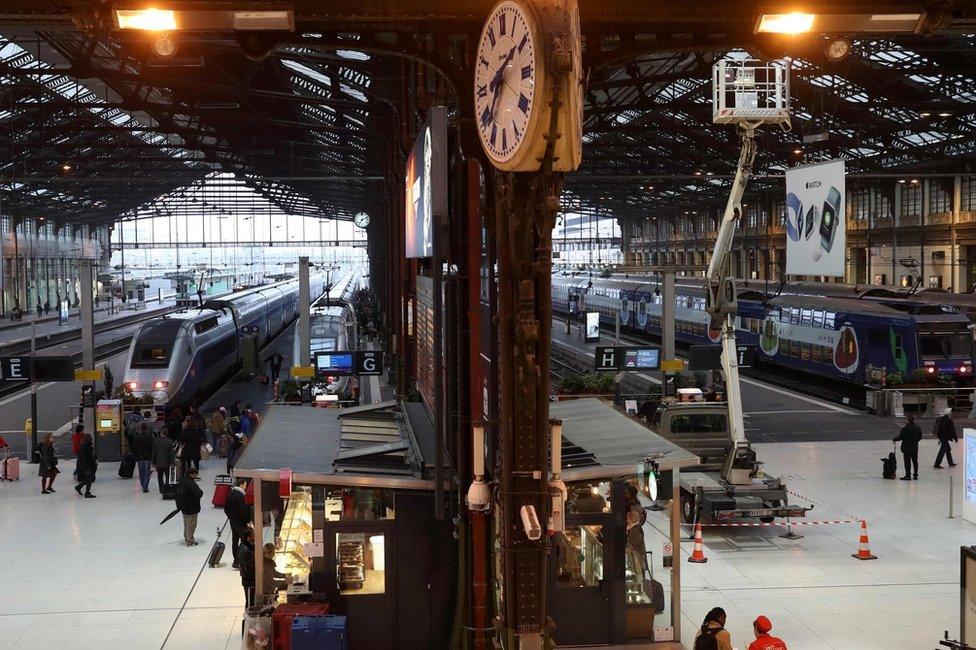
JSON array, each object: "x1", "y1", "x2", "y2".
[
  {"x1": 123, "y1": 275, "x2": 325, "y2": 407},
  {"x1": 293, "y1": 272, "x2": 361, "y2": 399}
]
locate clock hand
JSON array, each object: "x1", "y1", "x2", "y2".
[{"x1": 488, "y1": 46, "x2": 517, "y2": 93}]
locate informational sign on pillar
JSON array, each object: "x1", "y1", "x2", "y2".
[{"x1": 785, "y1": 159, "x2": 846, "y2": 277}]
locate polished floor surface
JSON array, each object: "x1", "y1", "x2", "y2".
[
  {"x1": 0, "y1": 428, "x2": 971, "y2": 649},
  {"x1": 0, "y1": 457, "x2": 244, "y2": 649},
  {"x1": 674, "y1": 436, "x2": 969, "y2": 649}
]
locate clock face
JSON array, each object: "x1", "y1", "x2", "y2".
[
  {"x1": 474, "y1": 1, "x2": 538, "y2": 164},
  {"x1": 354, "y1": 212, "x2": 370, "y2": 228}
]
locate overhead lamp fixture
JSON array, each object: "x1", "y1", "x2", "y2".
[
  {"x1": 919, "y1": 112, "x2": 931, "y2": 117},
  {"x1": 793, "y1": 148, "x2": 803, "y2": 155},
  {"x1": 939, "y1": 111, "x2": 952, "y2": 117},
  {"x1": 694, "y1": 170, "x2": 703, "y2": 176},
  {"x1": 113, "y1": 8, "x2": 293, "y2": 31},
  {"x1": 115, "y1": 8, "x2": 176, "y2": 31},
  {"x1": 61, "y1": 164, "x2": 72, "y2": 171},
  {"x1": 755, "y1": 12, "x2": 922, "y2": 34},
  {"x1": 756, "y1": 12, "x2": 815, "y2": 34},
  {"x1": 910, "y1": 178, "x2": 920, "y2": 185},
  {"x1": 898, "y1": 179, "x2": 906, "y2": 184},
  {"x1": 825, "y1": 38, "x2": 852, "y2": 62}
]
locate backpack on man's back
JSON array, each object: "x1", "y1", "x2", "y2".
[{"x1": 694, "y1": 625, "x2": 723, "y2": 650}]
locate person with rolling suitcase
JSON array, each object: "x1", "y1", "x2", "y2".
[
  {"x1": 893, "y1": 413, "x2": 922, "y2": 481},
  {"x1": 225, "y1": 478, "x2": 252, "y2": 569},
  {"x1": 152, "y1": 429, "x2": 175, "y2": 497}
]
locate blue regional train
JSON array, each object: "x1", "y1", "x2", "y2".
[
  {"x1": 552, "y1": 274, "x2": 975, "y2": 384},
  {"x1": 123, "y1": 275, "x2": 325, "y2": 407}
]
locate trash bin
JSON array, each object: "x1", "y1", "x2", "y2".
[{"x1": 290, "y1": 615, "x2": 346, "y2": 650}]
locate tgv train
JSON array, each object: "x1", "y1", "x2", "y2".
[
  {"x1": 293, "y1": 272, "x2": 361, "y2": 399},
  {"x1": 123, "y1": 276, "x2": 325, "y2": 407},
  {"x1": 553, "y1": 273, "x2": 976, "y2": 384}
]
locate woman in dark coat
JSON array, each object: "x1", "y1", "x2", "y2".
[
  {"x1": 166, "y1": 408, "x2": 183, "y2": 443},
  {"x1": 181, "y1": 421, "x2": 202, "y2": 474},
  {"x1": 38, "y1": 433, "x2": 59, "y2": 494},
  {"x1": 74, "y1": 433, "x2": 97, "y2": 498}
]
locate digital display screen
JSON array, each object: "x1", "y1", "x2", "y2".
[
  {"x1": 585, "y1": 312, "x2": 600, "y2": 342},
  {"x1": 966, "y1": 434, "x2": 976, "y2": 506},
  {"x1": 624, "y1": 348, "x2": 660, "y2": 370},
  {"x1": 315, "y1": 352, "x2": 354, "y2": 376},
  {"x1": 99, "y1": 419, "x2": 113, "y2": 429},
  {"x1": 405, "y1": 107, "x2": 447, "y2": 258}
]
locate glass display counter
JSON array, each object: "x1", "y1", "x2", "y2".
[{"x1": 276, "y1": 488, "x2": 313, "y2": 582}]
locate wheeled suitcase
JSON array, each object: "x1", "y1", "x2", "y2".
[
  {"x1": 208, "y1": 539, "x2": 225, "y2": 568},
  {"x1": 213, "y1": 483, "x2": 231, "y2": 508},
  {"x1": 1, "y1": 456, "x2": 20, "y2": 481},
  {"x1": 118, "y1": 452, "x2": 135, "y2": 479},
  {"x1": 881, "y1": 443, "x2": 897, "y2": 480}
]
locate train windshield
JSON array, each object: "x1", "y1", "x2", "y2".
[
  {"x1": 132, "y1": 343, "x2": 171, "y2": 368},
  {"x1": 918, "y1": 332, "x2": 974, "y2": 360}
]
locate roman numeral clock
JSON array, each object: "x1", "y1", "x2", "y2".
[{"x1": 474, "y1": 0, "x2": 582, "y2": 172}]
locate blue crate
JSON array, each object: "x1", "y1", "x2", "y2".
[{"x1": 290, "y1": 615, "x2": 346, "y2": 650}]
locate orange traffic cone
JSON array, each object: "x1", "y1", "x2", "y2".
[
  {"x1": 688, "y1": 523, "x2": 708, "y2": 563},
  {"x1": 851, "y1": 520, "x2": 877, "y2": 560}
]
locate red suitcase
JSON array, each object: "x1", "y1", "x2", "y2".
[
  {"x1": 1, "y1": 457, "x2": 20, "y2": 481},
  {"x1": 212, "y1": 484, "x2": 231, "y2": 508},
  {"x1": 271, "y1": 603, "x2": 331, "y2": 650}
]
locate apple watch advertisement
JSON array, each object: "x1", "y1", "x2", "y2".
[{"x1": 785, "y1": 159, "x2": 846, "y2": 277}]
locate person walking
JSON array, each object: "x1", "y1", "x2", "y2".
[
  {"x1": 748, "y1": 616, "x2": 787, "y2": 650},
  {"x1": 225, "y1": 479, "x2": 252, "y2": 569},
  {"x1": 176, "y1": 467, "x2": 203, "y2": 546},
  {"x1": 181, "y1": 421, "x2": 202, "y2": 475},
  {"x1": 893, "y1": 414, "x2": 923, "y2": 480},
  {"x1": 133, "y1": 422, "x2": 154, "y2": 493},
  {"x1": 934, "y1": 407, "x2": 958, "y2": 469},
  {"x1": 152, "y1": 429, "x2": 175, "y2": 495},
  {"x1": 103, "y1": 365, "x2": 114, "y2": 399},
  {"x1": 263, "y1": 352, "x2": 284, "y2": 383},
  {"x1": 38, "y1": 433, "x2": 59, "y2": 494},
  {"x1": 166, "y1": 408, "x2": 183, "y2": 443},
  {"x1": 229, "y1": 399, "x2": 242, "y2": 418},
  {"x1": 238, "y1": 529, "x2": 256, "y2": 606},
  {"x1": 71, "y1": 423, "x2": 85, "y2": 480},
  {"x1": 694, "y1": 607, "x2": 732, "y2": 650},
  {"x1": 74, "y1": 432, "x2": 97, "y2": 498}
]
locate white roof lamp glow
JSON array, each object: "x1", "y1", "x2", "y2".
[
  {"x1": 866, "y1": 41, "x2": 929, "y2": 69},
  {"x1": 340, "y1": 84, "x2": 368, "y2": 103},
  {"x1": 806, "y1": 74, "x2": 870, "y2": 103}
]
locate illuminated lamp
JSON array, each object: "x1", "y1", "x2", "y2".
[
  {"x1": 115, "y1": 9, "x2": 176, "y2": 30},
  {"x1": 756, "y1": 13, "x2": 815, "y2": 34},
  {"x1": 825, "y1": 38, "x2": 852, "y2": 62},
  {"x1": 151, "y1": 33, "x2": 178, "y2": 57}
]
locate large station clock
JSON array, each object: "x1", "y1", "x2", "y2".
[{"x1": 474, "y1": 0, "x2": 547, "y2": 171}]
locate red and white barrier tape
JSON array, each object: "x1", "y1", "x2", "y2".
[
  {"x1": 785, "y1": 486, "x2": 862, "y2": 522},
  {"x1": 681, "y1": 519, "x2": 856, "y2": 528}
]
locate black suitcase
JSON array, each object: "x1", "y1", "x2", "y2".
[
  {"x1": 881, "y1": 451, "x2": 897, "y2": 480},
  {"x1": 208, "y1": 540, "x2": 226, "y2": 568},
  {"x1": 118, "y1": 452, "x2": 135, "y2": 479}
]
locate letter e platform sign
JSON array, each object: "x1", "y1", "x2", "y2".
[{"x1": 0, "y1": 356, "x2": 30, "y2": 381}]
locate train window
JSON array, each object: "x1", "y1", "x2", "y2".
[
  {"x1": 801, "y1": 343, "x2": 811, "y2": 360},
  {"x1": 813, "y1": 310, "x2": 825, "y2": 327},
  {"x1": 893, "y1": 335, "x2": 905, "y2": 363},
  {"x1": 779, "y1": 310, "x2": 789, "y2": 324},
  {"x1": 790, "y1": 309, "x2": 801, "y2": 325},
  {"x1": 824, "y1": 312, "x2": 836, "y2": 329},
  {"x1": 670, "y1": 413, "x2": 727, "y2": 434},
  {"x1": 800, "y1": 309, "x2": 813, "y2": 327},
  {"x1": 132, "y1": 345, "x2": 170, "y2": 368}
]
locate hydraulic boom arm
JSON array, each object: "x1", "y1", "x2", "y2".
[{"x1": 705, "y1": 125, "x2": 758, "y2": 444}]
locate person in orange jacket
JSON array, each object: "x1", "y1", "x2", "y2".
[{"x1": 748, "y1": 616, "x2": 787, "y2": 650}]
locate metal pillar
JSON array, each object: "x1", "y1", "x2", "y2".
[
  {"x1": 79, "y1": 259, "x2": 95, "y2": 447},
  {"x1": 298, "y1": 256, "x2": 310, "y2": 364},
  {"x1": 493, "y1": 169, "x2": 559, "y2": 648},
  {"x1": 662, "y1": 271, "x2": 675, "y2": 396}
]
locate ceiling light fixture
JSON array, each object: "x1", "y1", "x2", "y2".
[
  {"x1": 115, "y1": 9, "x2": 177, "y2": 31},
  {"x1": 919, "y1": 112, "x2": 931, "y2": 117},
  {"x1": 756, "y1": 12, "x2": 815, "y2": 34},
  {"x1": 793, "y1": 148, "x2": 803, "y2": 154},
  {"x1": 939, "y1": 112, "x2": 952, "y2": 117}
]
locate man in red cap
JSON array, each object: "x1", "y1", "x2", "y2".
[{"x1": 748, "y1": 616, "x2": 787, "y2": 650}]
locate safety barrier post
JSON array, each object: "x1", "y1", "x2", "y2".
[
  {"x1": 778, "y1": 515, "x2": 803, "y2": 540},
  {"x1": 948, "y1": 474, "x2": 955, "y2": 519}
]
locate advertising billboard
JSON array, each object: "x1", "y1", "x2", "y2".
[
  {"x1": 785, "y1": 159, "x2": 845, "y2": 277},
  {"x1": 405, "y1": 106, "x2": 447, "y2": 258}
]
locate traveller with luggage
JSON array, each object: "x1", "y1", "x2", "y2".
[
  {"x1": 38, "y1": 433, "x2": 59, "y2": 494},
  {"x1": 152, "y1": 429, "x2": 176, "y2": 496},
  {"x1": 74, "y1": 432, "x2": 97, "y2": 498},
  {"x1": 176, "y1": 467, "x2": 204, "y2": 546},
  {"x1": 892, "y1": 413, "x2": 922, "y2": 481}
]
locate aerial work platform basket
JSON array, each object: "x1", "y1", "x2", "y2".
[{"x1": 712, "y1": 59, "x2": 791, "y2": 127}]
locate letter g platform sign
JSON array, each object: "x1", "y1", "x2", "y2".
[{"x1": 355, "y1": 351, "x2": 383, "y2": 376}]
